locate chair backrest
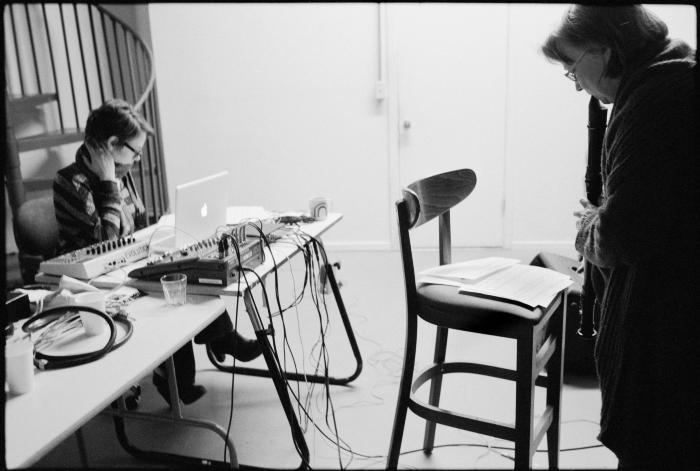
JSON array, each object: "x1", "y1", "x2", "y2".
[
  {"x1": 396, "y1": 168, "x2": 477, "y2": 302},
  {"x1": 402, "y1": 169, "x2": 477, "y2": 230},
  {"x1": 13, "y1": 196, "x2": 59, "y2": 258}
]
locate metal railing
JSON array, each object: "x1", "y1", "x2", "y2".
[{"x1": 4, "y1": 3, "x2": 168, "y2": 224}]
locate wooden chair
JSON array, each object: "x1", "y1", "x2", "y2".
[{"x1": 387, "y1": 169, "x2": 566, "y2": 470}]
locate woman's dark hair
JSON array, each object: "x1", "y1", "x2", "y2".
[
  {"x1": 541, "y1": 5, "x2": 669, "y2": 78},
  {"x1": 84, "y1": 98, "x2": 154, "y2": 151}
]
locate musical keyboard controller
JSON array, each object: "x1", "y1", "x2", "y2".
[{"x1": 38, "y1": 225, "x2": 165, "y2": 280}]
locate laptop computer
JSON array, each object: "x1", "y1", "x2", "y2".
[{"x1": 173, "y1": 171, "x2": 229, "y2": 248}]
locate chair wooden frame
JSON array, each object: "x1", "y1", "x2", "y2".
[{"x1": 386, "y1": 169, "x2": 566, "y2": 470}]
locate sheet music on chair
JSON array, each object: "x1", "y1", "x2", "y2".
[
  {"x1": 418, "y1": 258, "x2": 573, "y2": 309},
  {"x1": 418, "y1": 257, "x2": 520, "y2": 285}
]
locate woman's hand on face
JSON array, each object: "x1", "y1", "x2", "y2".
[{"x1": 86, "y1": 150, "x2": 117, "y2": 182}]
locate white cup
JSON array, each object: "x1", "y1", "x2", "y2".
[
  {"x1": 73, "y1": 291, "x2": 108, "y2": 336},
  {"x1": 309, "y1": 197, "x2": 331, "y2": 221},
  {"x1": 5, "y1": 336, "x2": 35, "y2": 395}
]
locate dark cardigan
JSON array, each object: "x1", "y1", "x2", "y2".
[{"x1": 575, "y1": 40, "x2": 699, "y2": 465}]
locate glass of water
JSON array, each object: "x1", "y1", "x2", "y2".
[{"x1": 160, "y1": 273, "x2": 187, "y2": 305}]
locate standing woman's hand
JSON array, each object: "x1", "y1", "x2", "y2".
[
  {"x1": 86, "y1": 150, "x2": 117, "y2": 182},
  {"x1": 574, "y1": 198, "x2": 598, "y2": 231}
]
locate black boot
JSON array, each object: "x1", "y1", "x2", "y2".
[
  {"x1": 210, "y1": 330, "x2": 262, "y2": 362},
  {"x1": 152, "y1": 372, "x2": 206, "y2": 406},
  {"x1": 152, "y1": 342, "x2": 206, "y2": 406},
  {"x1": 111, "y1": 384, "x2": 141, "y2": 410}
]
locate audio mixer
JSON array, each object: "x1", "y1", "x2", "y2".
[{"x1": 128, "y1": 235, "x2": 264, "y2": 286}]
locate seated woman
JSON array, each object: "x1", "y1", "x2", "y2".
[{"x1": 53, "y1": 98, "x2": 261, "y2": 406}]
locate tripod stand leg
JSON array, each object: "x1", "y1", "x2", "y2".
[{"x1": 242, "y1": 289, "x2": 310, "y2": 466}]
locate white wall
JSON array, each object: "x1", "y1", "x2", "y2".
[
  {"x1": 150, "y1": 4, "x2": 389, "y2": 248},
  {"x1": 506, "y1": 4, "x2": 587, "y2": 254},
  {"x1": 387, "y1": 3, "x2": 509, "y2": 249},
  {"x1": 149, "y1": 3, "x2": 696, "y2": 254}
]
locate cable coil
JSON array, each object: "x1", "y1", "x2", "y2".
[{"x1": 22, "y1": 305, "x2": 133, "y2": 370}]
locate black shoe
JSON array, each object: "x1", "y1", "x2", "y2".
[
  {"x1": 125, "y1": 384, "x2": 141, "y2": 410},
  {"x1": 111, "y1": 384, "x2": 141, "y2": 410},
  {"x1": 211, "y1": 341, "x2": 226, "y2": 363},
  {"x1": 152, "y1": 372, "x2": 206, "y2": 406},
  {"x1": 210, "y1": 331, "x2": 262, "y2": 363}
]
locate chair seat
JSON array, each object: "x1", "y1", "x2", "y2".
[{"x1": 417, "y1": 283, "x2": 546, "y2": 335}]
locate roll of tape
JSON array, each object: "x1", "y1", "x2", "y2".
[{"x1": 309, "y1": 197, "x2": 330, "y2": 221}]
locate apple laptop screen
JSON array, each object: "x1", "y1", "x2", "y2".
[{"x1": 174, "y1": 171, "x2": 229, "y2": 248}]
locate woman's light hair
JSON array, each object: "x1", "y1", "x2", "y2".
[{"x1": 541, "y1": 5, "x2": 670, "y2": 78}]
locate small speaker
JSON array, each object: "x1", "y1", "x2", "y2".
[{"x1": 530, "y1": 252, "x2": 597, "y2": 378}]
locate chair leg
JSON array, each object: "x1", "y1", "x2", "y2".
[
  {"x1": 514, "y1": 329, "x2": 536, "y2": 470},
  {"x1": 546, "y1": 296, "x2": 566, "y2": 470},
  {"x1": 423, "y1": 325, "x2": 449, "y2": 454},
  {"x1": 387, "y1": 315, "x2": 419, "y2": 469}
]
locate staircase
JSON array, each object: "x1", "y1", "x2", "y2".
[{"x1": 4, "y1": 4, "x2": 169, "y2": 281}]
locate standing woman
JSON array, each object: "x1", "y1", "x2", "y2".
[
  {"x1": 54, "y1": 99, "x2": 261, "y2": 406},
  {"x1": 541, "y1": 5, "x2": 699, "y2": 469}
]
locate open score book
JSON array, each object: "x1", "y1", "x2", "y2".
[{"x1": 417, "y1": 257, "x2": 573, "y2": 309}]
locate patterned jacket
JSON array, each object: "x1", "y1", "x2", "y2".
[{"x1": 53, "y1": 144, "x2": 146, "y2": 254}]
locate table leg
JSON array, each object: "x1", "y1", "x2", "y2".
[
  {"x1": 207, "y1": 260, "x2": 363, "y2": 385},
  {"x1": 108, "y1": 356, "x2": 239, "y2": 469}
]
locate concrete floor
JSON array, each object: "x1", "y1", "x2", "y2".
[{"x1": 16, "y1": 248, "x2": 617, "y2": 469}]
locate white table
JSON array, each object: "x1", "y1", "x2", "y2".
[
  {"x1": 5, "y1": 293, "x2": 229, "y2": 469},
  {"x1": 123, "y1": 212, "x2": 363, "y2": 466},
  {"x1": 123, "y1": 213, "x2": 344, "y2": 296},
  {"x1": 6, "y1": 212, "x2": 362, "y2": 469}
]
